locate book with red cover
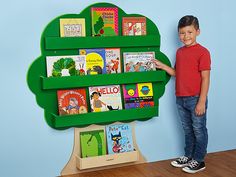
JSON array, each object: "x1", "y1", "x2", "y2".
[
  {"x1": 91, "y1": 7, "x2": 118, "y2": 36},
  {"x1": 122, "y1": 17, "x2": 146, "y2": 36},
  {"x1": 57, "y1": 88, "x2": 88, "y2": 115}
]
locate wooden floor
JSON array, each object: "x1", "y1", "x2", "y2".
[{"x1": 61, "y1": 149, "x2": 236, "y2": 177}]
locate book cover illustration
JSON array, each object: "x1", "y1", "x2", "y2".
[
  {"x1": 57, "y1": 89, "x2": 88, "y2": 115},
  {"x1": 106, "y1": 124, "x2": 134, "y2": 154},
  {"x1": 46, "y1": 55, "x2": 86, "y2": 77},
  {"x1": 79, "y1": 49, "x2": 106, "y2": 75},
  {"x1": 123, "y1": 52, "x2": 156, "y2": 72},
  {"x1": 89, "y1": 85, "x2": 122, "y2": 112},
  {"x1": 91, "y1": 7, "x2": 118, "y2": 36},
  {"x1": 80, "y1": 130, "x2": 106, "y2": 158},
  {"x1": 105, "y1": 48, "x2": 121, "y2": 74},
  {"x1": 60, "y1": 18, "x2": 86, "y2": 37},
  {"x1": 122, "y1": 17, "x2": 146, "y2": 36},
  {"x1": 123, "y1": 83, "x2": 154, "y2": 109}
]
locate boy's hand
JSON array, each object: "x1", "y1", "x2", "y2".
[
  {"x1": 151, "y1": 59, "x2": 165, "y2": 69},
  {"x1": 195, "y1": 101, "x2": 206, "y2": 116}
]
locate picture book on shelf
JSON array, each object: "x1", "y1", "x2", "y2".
[
  {"x1": 123, "y1": 83, "x2": 154, "y2": 109},
  {"x1": 123, "y1": 51, "x2": 156, "y2": 72},
  {"x1": 57, "y1": 88, "x2": 88, "y2": 115},
  {"x1": 106, "y1": 124, "x2": 134, "y2": 154},
  {"x1": 122, "y1": 17, "x2": 146, "y2": 36},
  {"x1": 89, "y1": 85, "x2": 122, "y2": 112},
  {"x1": 105, "y1": 48, "x2": 121, "y2": 74},
  {"x1": 60, "y1": 18, "x2": 86, "y2": 37},
  {"x1": 46, "y1": 55, "x2": 86, "y2": 77},
  {"x1": 79, "y1": 49, "x2": 106, "y2": 75},
  {"x1": 80, "y1": 129, "x2": 106, "y2": 158},
  {"x1": 91, "y1": 7, "x2": 118, "y2": 36}
]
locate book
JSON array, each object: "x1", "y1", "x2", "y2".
[
  {"x1": 105, "y1": 48, "x2": 121, "y2": 74},
  {"x1": 91, "y1": 7, "x2": 118, "y2": 36},
  {"x1": 80, "y1": 129, "x2": 106, "y2": 158},
  {"x1": 122, "y1": 17, "x2": 146, "y2": 36},
  {"x1": 57, "y1": 88, "x2": 88, "y2": 115},
  {"x1": 123, "y1": 83, "x2": 154, "y2": 109},
  {"x1": 79, "y1": 49, "x2": 106, "y2": 75},
  {"x1": 60, "y1": 18, "x2": 86, "y2": 37},
  {"x1": 89, "y1": 85, "x2": 122, "y2": 112},
  {"x1": 46, "y1": 55, "x2": 86, "y2": 77},
  {"x1": 123, "y1": 52, "x2": 156, "y2": 72},
  {"x1": 106, "y1": 124, "x2": 134, "y2": 154}
]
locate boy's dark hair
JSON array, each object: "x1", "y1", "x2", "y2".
[{"x1": 178, "y1": 15, "x2": 199, "y2": 30}]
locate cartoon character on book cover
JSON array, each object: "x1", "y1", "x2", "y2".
[
  {"x1": 123, "y1": 52, "x2": 156, "y2": 72},
  {"x1": 80, "y1": 130, "x2": 106, "y2": 158},
  {"x1": 123, "y1": 83, "x2": 154, "y2": 109},
  {"x1": 46, "y1": 55, "x2": 86, "y2": 77},
  {"x1": 91, "y1": 7, "x2": 118, "y2": 36},
  {"x1": 60, "y1": 18, "x2": 86, "y2": 37},
  {"x1": 122, "y1": 17, "x2": 146, "y2": 36},
  {"x1": 105, "y1": 48, "x2": 121, "y2": 74},
  {"x1": 106, "y1": 124, "x2": 134, "y2": 154},
  {"x1": 79, "y1": 49, "x2": 106, "y2": 75},
  {"x1": 89, "y1": 85, "x2": 122, "y2": 112},
  {"x1": 57, "y1": 89, "x2": 88, "y2": 115}
]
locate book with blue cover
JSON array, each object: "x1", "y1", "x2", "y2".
[{"x1": 106, "y1": 124, "x2": 134, "y2": 154}]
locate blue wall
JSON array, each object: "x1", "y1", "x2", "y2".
[{"x1": 0, "y1": 0, "x2": 235, "y2": 177}]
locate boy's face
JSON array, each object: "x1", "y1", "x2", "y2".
[{"x1": 178, "y1": 25, "x2": 200, "y2": 47}]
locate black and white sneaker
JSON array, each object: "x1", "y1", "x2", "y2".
[
  {"x1": 182, "y1": 159, "x2": 206, "y2": 173},
  {"x1": 171, "y1": 156, "x2": 191, "y2": 168}
]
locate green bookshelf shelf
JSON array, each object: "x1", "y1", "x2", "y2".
[
  {"x1": 53, "y1": 106, "x2": 158, "y2": 128},
  {"x1": 42, "y1": 71, "x2": 166, "y2": 90},
  {"x1": 27, "y1": 2, "x2": 171, "y2": 130},
  {"x1": 45, "y1": 35, "x2": 160, "y2": 50}
]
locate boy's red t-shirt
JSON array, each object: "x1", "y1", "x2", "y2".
[{"x1": 175, "y1": 43, "x2": 211, "y2": 96}]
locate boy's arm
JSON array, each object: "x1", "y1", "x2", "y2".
[
  {"x1": 195, "y1": 70, "x2": 210, "y2": 116},
  {"x1": 152, "y1": 59, "x2": 176, "y2": 76}
]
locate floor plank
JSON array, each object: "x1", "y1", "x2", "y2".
[{"x1": 61, "y1": 149, "x2": 236, "y2": 177}]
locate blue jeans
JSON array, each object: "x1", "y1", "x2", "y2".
[{"x1": 176, "y1": 96, "x2": 208, "y2": 162}]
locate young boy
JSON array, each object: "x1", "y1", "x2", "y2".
[{"x1": 152, "y1": 15, "x2": 211, "y2": 173}]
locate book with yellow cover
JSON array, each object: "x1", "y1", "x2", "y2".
[{"x1": 60, "y1": 18, "x2": 86, "y2": 37}]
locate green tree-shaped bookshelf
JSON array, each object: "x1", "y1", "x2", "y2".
[{"x1": 27, "y1": 2, "x2": 171, "y2": 130}]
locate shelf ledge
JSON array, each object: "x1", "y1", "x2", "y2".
[
  {"x1": 76, "y1": 150, "x2": 139, "y2": 170},
  {"x1": 52, "y1": 106, "x2": 158, "y2": 128},
  {"x1": 45, "y1": 35, "x2": 160, "y2": 50},
  {"x1": 42, "y1": 71, "x2": 166, "y2": 90}
]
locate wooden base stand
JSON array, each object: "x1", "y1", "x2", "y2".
[{"x1": 61, "y1": 122, "x2": 146, "y2": 175}]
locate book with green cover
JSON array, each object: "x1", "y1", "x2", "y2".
[{"x1": 80, "y1": 130, "x2": 106, "y2": 158}]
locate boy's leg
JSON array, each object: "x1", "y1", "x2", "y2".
[
  {"x1": 183, "y1": 96, "x2": 208, "y2": 162},
  {"x1": 182, "y1": 96, "x2": 208, "y2": 173},
  {"x1": 176, "y1": 97, "x2": 195, "y2": 159},
  {"x1": 191, "y1": 104, "x2": 208, "y2": 162}
]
